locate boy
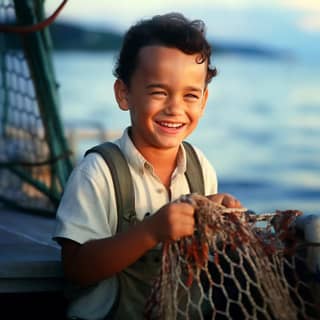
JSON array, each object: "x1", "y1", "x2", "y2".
[{"x1": 54, "y1": 13, "x2": 242, "y2": 319}]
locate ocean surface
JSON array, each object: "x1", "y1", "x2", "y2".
[{"x1": 53, "y1": 51, "x2": 320, "y2": 215}]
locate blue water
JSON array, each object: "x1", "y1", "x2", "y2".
[{"x1": 53, "y1": 52, "x2": 320, "y2": 215}]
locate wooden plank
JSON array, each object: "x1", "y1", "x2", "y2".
[{"x1": 0, "y1": 207, "x2": 63, "y2": 292}]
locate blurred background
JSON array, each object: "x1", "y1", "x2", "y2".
[{"x1": 45, "y1": 0, "x2": 320, "y2": 215}]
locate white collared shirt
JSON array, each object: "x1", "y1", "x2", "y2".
[{"x1": 53, "y1": 127, "x2": 218, "y2": 319}]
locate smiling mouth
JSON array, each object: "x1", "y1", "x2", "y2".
[{"x1": 157, "y1": 121, "x2": 185, "y2": 129}]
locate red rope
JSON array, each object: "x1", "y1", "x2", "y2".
[{"x1": 0, "y1": 0, "x2": 68, "y2": 33}]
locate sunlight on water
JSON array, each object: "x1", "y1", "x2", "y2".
[{"x1": 53, "y1": 52, "x2": 320, "y2": 215}]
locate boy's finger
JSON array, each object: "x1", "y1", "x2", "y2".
[
  {"x1": 207, "y1": 193, "x2": 225, "y2": 205},
  {"x1": 172, "y1": 201, "x2": 195, "y2": 215},
  {"x1": 222, "y1": 197, "x2": 243, "y2": 208},
  {"x1": 208, "y1": 193, "x2": 243, "y2": 208}
]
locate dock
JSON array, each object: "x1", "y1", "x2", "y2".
[
  {"x1": 0, "y1": 124, "x2": 121, "y2": 317},
  {"x1": 0, "y1": 207, "x2": 62, "y2": 293},
  {"x1": 0, "y1": 206, "x2": 66, "y2": 317}
]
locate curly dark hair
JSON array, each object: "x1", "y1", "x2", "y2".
[{"x1": 113, "y1": 13, "x2": 217, "y2": 86}]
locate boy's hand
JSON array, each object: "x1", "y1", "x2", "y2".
[
  {"x1": 148, "y1": 202, "x2": 195, "y2": 242},
  {"x1": 146, "y1": 193, "x2": 243, "y2": 244},
  {"x1": 207, "y1": 193, "x2": 243, "y2": 209}
]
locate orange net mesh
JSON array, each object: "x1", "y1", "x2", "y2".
[{"x1": 145, "y1": 194, "x2": 319, "y2": 320}]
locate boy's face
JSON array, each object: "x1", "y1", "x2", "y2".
[{"x1": 115, "y1": 45, "x2": 209, "y2": 153}]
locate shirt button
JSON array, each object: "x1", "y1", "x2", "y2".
[
  {"x1": 157, "y1": 188, "x2": 163, "y2": 193},
  {"x1": 144, "y1": 163, "x2": 150, "y2": 169}
]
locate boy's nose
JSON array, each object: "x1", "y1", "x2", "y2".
[{"x1": 164, "y1": 97, "x2": 183, "y2": 115}]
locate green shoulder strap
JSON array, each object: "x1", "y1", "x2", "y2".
[
  {"x1": 85, "y1": 141, "x2": 204, "y2": 232},
  {"x1": 85, "y1": 142, "x2": 135, "y2": 233},
  {"x1": 182, "y1": 141, "x2": 205, "y2": 195}
]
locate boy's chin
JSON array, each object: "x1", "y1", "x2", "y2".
[{"x1": 156, "y1": 139, "x2": 184, "y2": 150}]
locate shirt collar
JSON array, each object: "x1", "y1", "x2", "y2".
[{"x1": 117, "y1": 127, "x2": 187, "y2": 175}]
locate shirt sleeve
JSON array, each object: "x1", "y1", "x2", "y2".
[{"x1": 53, "y1": 153, "x2": 118, "y2": 245}]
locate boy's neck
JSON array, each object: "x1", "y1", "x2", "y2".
[
  {"x1": 138, "y1": 145, "x2": 180, "y2": 189},
  {"x1": 128, "y1": 129, "x2": 180, "y2": 188},
  {"x1": 143, "y1": 145, "x2": 178, "y2": 165}
]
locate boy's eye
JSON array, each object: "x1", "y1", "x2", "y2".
[
  {"x1": 150, "y1": 91, "x2": 166, "y2": 97},
  {"x1": 151, "y1": 91, "x2": 166, "y2": 95},
  {"x1": 185, "y1": 94, "x2": 200, "y2": 100}
]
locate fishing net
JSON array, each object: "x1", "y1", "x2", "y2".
[
  {"x1": 145, "y1": 193, "x2": 319, "y2": 320},
  {"x1": 0, "y1": 0, "x2": 72, "y2": 215}
]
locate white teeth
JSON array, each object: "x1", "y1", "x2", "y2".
[{"x1": 160, "y1": 122, "x2": 183, "y2": 128}]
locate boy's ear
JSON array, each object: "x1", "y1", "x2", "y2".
[
  {"x1": 114, "y1": 79, "x2": 130, "y2": 111},
  {"x1": 200, "y1": 87, "x2": 209, "y2": 115}
]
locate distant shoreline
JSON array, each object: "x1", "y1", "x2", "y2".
[
  {"x1": 49, "y1": 22, "x2": 288, "y2": 59},
  {"x1": 4, "y1": 21, "x2": 289, "y2": 59}
]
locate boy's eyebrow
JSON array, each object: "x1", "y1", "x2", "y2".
[
  {"x1": 184, "y1": 86, "x2": 204, "y2": 93},
  {"x1": 146, "y1": 83, "x2": 203, "y2": 93},
  {"x1": 145, "y1": 83, "x2": 168, "y2": 90}
]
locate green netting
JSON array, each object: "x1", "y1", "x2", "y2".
[{"x1": 0, "y1": 0, "x2": 72, "y2": 216}]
